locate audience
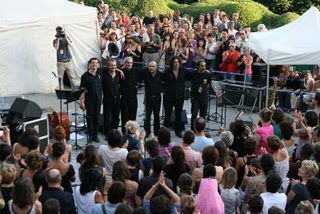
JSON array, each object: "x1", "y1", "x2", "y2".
[{"x1": 2, "y1": 6, "x2": 320, "y2": 214}]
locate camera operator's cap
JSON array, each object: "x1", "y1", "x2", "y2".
[{"x1": 56, "y1": 26, "x2": 63, "y2": 32}]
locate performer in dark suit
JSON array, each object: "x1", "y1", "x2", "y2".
[
  {"x1": 142, "y1": 61, "x2": 163, "y2": 137},
  {"x1": 190, "y1": 59, "x2": 212, "y2": 130},
  {"x1": 163, "y1": 56, "x2": 187, "y2": 138},
  {"x1": 80, "y1": 58, "x2": 102, "y2": 143}
]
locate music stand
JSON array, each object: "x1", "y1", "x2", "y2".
[{"x1": 65, "y1": 89, "x2": 85, "y2": 150}]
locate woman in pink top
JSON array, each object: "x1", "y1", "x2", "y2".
[{"x1": 253, "y1": 108, "x2": 274, "y2": 156}]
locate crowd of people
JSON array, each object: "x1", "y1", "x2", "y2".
[{"x1": 2, "y1": 0, "x2": 320, "y2": 214}]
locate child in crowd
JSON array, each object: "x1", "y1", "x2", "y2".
[
  {"x1": 220, "y1": 167, "x2": 241, "y2": 214},
  {"x1": 253, "y1": 108, "x2": 274, "y2": 156}
]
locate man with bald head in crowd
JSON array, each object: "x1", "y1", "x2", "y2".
[{"x1": 39, "y1": 169, "x2": 76, "y2": 214}]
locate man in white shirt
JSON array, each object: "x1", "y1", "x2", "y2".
[{"x1": 260, "y1": 172, "x2": 286, "y2": 214}]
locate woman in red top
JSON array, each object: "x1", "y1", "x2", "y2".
[{"x1": 222, "y1": 42, "x2": 240, "y2": 80}]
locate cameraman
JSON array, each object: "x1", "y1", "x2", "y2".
[{"x1": 53, "y1": 26, "x2": 77, "y2": 90}]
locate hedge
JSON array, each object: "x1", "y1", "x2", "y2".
[{"x1": 73, "y1": 0, "x2": 299, "y2": 30}]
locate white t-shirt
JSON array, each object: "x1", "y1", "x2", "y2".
[
  {"x1": 98, "y1": 145, "x2": 128, "y2": 182},
  {"x1": 260, "y1": 192, "x2": 287, "y2": 214}
]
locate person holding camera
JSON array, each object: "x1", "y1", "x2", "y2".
[{"x1": 53, "y1": 26, "x2": 77, "y2": 90}]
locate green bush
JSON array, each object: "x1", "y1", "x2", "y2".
[
  {"x1": 69, "y1": 0, "x2": 300, "y2": 30},
  {"x1": 118, "y1": 0, "x2": 173, "y2": 17}
]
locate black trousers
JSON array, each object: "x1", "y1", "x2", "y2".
[
  {"x1": 86, "y1": 98, "x2": 101, "y2": 139},
  {"x1": 191, "y1": 97, "x2": 208, "y2": 130},
  {"x1": 144, "y1": 94, "x2": 161, "y2": 136},
  {"x1": 103, "y1": 96, "x2": 120, "y2": 136},
  {"x1": 164, "y1": 96, "x2": 184, "y2": 133},
  {"x1": 120, "y1": 94, "x2": 138, "y2": 134}
]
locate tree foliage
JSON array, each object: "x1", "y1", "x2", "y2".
[{"x1": 69, "y1": 0, "x2": 300, "y2": 30}]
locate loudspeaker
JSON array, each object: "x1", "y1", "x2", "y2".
[
  {"x1": 8, "y1": 98, "x2": 42, "y2": 121},
  {"x1": 7, "y1": 98, "x2": 42, "y2": 144},
  {"x1": 252, "y1": 63, "x2": 267, "y2": 87}
]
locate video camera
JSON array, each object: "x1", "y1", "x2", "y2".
[{"x1": 55, "y1": 26, "x2": 65, "y2": 37}]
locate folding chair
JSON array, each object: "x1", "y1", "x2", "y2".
[{"x1": 232, "y1": 88, "x2": 260, "y2": 123}]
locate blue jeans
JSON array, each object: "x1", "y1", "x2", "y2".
[{"x1": 224, "y1": 72, "x2": 236, "y2": 80}]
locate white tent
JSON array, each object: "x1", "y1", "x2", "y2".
[
  {"x1": 248, "y1": 6, "x2": 320, "y2": 107},
  {"x1": 248, "y1": 6, "x2": 320, "y2": 65},
  {"x1": 0, "y1": 0, "x2": 100, "y2": 96}
]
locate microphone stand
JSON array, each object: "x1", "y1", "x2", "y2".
[{"x1": 52, "y1": 72, "x2": 63, "y2": 125}]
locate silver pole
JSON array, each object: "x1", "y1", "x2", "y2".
[{"x1": 265, "y1": 65, "x2": 270, "y2": 108}]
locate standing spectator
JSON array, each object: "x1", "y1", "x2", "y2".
[
  {"x1": 79, "y1": 145, "x2": 106, "y2": 195},
  {"x1": 126, "y1": 150, "x2": 144, "y2": 183},
  {"x1": 8, "y1": 177, "x2": 42, "y2": 214},
  {"x1": 112, "y1": 161, "x2": 140, "y2": 208},
  {"x1": 96, "y1": 0, "x2": 104, "y2": 13},
  {"x1": 142, "y1": 139, "x2": 160, "y2": 177},
  {"x1": 157, "y1": 126, "x2": 177, "y2": 160},
  {"x1": 137, "y1": 156, "x2": 173, "y2": 199},
  {"x1": 20, "y1": 150, "x2": 47, "y2": 192},
  {"x1": 39, "y1": 169, "x2": 76, "y2": 214},
  {"x1": 75, "y1": 169, "x2": 104, "y2": 214},
  {"x1": 215, "y1": 30, "x2": 229, "y2": 72},
  {"x1": 47, "y1": 142, "x2": 76, "y2": 193},
  {"x1": 292, "y1": 110, "x2": 318, "y2": 160},
  {"x1": 174, "y1": 38, "x2": 189, "y2": 67},
  {"x1": 0, "y1": 167, "x2": 15, "y2": 214},
  {"x1": 42, "y1": 199, "x2": 60, "y2": 214},
  {"x1": 245, "y1": 154, "x2": 275, "y2": 199},
  {"x1": 191, "y1": 117, "x2": 214, "y2": 153},
  {"x1": 197, "y1": 172, "x2": 224, "y2": 213},
  {"x1": 260, "y1": 172, "x2": 286, "y2": 214},
  {"x1": 143, "y1": 171, "x2": 180, "y2": 213},
  {"x1": 182, "y1": 130, "x2": 202, "y2": 172},
  {"x1": 279, "y1": 121, "x2": 295, "y2": 158},
  {"x1": 79, "y1": 58, "x2": 102, "y2": 143},
  {"x1": 117, "y1": 11, "x2": 130, "y2": 29},
  {"x1": 192, "y1": 39, "x2": 207, "y2": 68},
  {"x1": 221, "y1": 42, "x2": 240, "y2": 80},
  {"x1": 235, "y1": 137, "x2": 258, "y2": 188},
  {"x1": 253, "y1": 108, "x2": 274, "y2": 156},
  {"x1": 219, "y1": 167, "x2": 241, "y2": 214},
  {"x1": 164, "y1": 146, "x2": 191, "y2": 192},
  {"x1": 143, "y1": 10, "x2": 156, "y2": 26},
  {"x1": 122, "y1": 120, "x2": 143, "y2": 153},
  {"x1": 205, "y1": 33, "x2": 218, "y2": 70},
  {"x1": 142, "y1": 24, "x2": 161, "y2": 67},
  {"x1": 46, "y1": 125, "x2": 72, "y2": 163},
  {"x1": 237, "y1": 46, "x2": 253, "y2": 82},
  {"x1": 99, "y1": 129, "x2": 128, "y2": 183},
  {"x1": 232, "y1": 12, "x2": 242, "y2": 31},
  {"x1": 286, "y1": 160, "x2": 319, "y2": 214},
  {"x1": 230, "y1": 119, "x2": 250, "y2": 157},
  {"x1": 204, "y1": 12, "x2": 214, "y2": 29},
  {"x1": 247, "y1": 195, "x2": 264, "y2": 214},
  {"x1": 220, "y1": 131, "x2": 238, "y2": 167},
  {"x1": 267, "y1": 136, "x2": 290, "y2": 192},
  {"x1": 91, "y1": 181, "x2": 126, "y2": 214}
]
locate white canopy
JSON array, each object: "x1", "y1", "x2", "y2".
[
  {"x1": 0, "y1": 0, "x2": 100, "y2": 96},
  {"x1": 248, "y1": 6, "x2": 320, "y2": 65}
]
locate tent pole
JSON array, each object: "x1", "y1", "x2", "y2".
[{"x1": 265, "y1": 65, "x2": 270, "y2": 108}]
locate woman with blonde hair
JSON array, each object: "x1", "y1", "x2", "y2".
[
  {"x1": 220, "y1": 167, "x2": 241, "y2": 214},
  {"x1": 1, "y1": 167, "x2": 16, "y2": 213},
  {"x1": 286, "y1": 160, "x2": 319, "y2": 213},
  {"x1": 123, "y1": 120, "x2": 145, "y2": 154}
]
